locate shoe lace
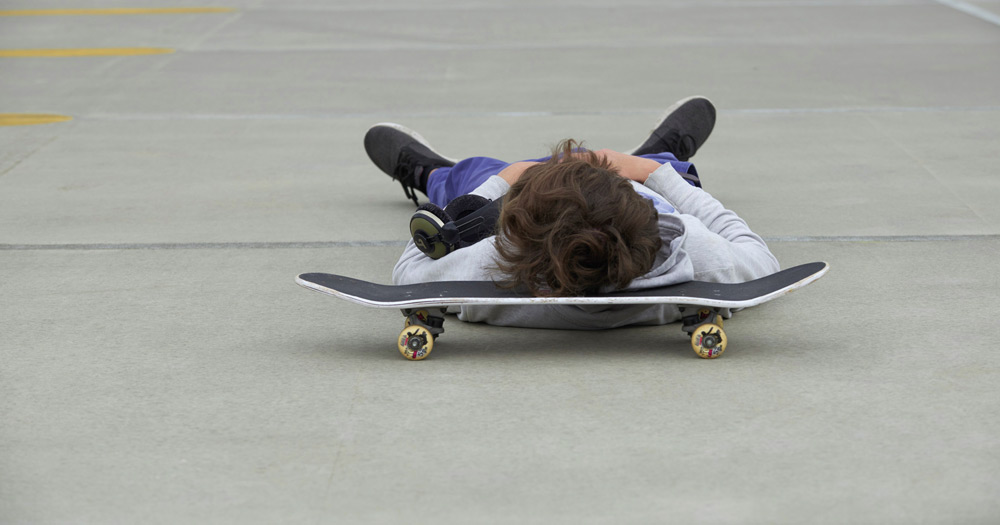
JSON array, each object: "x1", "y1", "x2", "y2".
[{"x1": 393, "y1": 152, "x2": 426, "y2": 206}]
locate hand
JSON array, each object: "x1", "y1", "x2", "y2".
[{"x1": 592, "y1": 149, "x2": 661, "y2": 183}]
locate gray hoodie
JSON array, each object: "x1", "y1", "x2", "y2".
[{"x1": 392, "y1": 163, "x2": 780, "y2": 329}]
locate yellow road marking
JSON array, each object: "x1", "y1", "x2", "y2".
[
  {"x1": 0, "y1": 114, "x2": 73, "y2": 126},
  {"x1": 0, "y1": 8, "x2": 235, "y2": 16},
  {"x1": 0, "y1": 48, "x2": 175, "y2": 57}
]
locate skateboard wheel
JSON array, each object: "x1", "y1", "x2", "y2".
[
  {"x1": 691, "y1": 323, "x2": 727, "y2": 359},
  {"x1": 398, "y1": 325, "x2": 433, "y2": 361}
]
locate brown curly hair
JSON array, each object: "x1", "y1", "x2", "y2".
[{"x1": 494, "y1": 140, "x2": 662, "y2": 296}]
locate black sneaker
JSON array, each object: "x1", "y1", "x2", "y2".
[
  {"x1": 364, "y1": 123, "x2": 457, "y2": 205},
  {"x1": 629, "y1": 96, "x2": 716, "y2": 161}
]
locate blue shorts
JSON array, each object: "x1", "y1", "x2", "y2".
[{"x1": 425, "y1": 153, "x2": 696, "y2": 207}]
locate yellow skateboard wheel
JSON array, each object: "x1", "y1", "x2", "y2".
[
  {"x1": 398, "y1": 325, "x2": 433, "y2": 360},
  {"x1": 691, "y1": 323, "x2": 727, "y2": 359}
]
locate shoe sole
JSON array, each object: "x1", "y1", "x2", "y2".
[
  {"x1": 366, "y1": 122, "x2": 459, "y2": 166},
  {"x1": 625, "y1": 95, "x2": 707, "y2": 155}
]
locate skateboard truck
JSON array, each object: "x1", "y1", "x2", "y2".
[{"x1": 397, "y1": 308, "x2": 447, "y2": 360}]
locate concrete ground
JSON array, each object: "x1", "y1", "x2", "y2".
[{"x1": 2, "y1": 0, "x2": 999, "y2": 522}]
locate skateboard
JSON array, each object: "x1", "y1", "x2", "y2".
[{"x1": 296, "y1": 261, "x2": 828, "y2": 360}]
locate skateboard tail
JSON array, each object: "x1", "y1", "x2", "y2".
[
  {"x1": 738, "y1": 261, "x2": 829, "y2": 305},
  {"x1": 297, "y1": 274, "x2": 486, "y2": 308},
  {"x1": 296, "y1": 274, "x2": 383, "y2": 308}
]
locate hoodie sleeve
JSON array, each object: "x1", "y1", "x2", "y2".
[{"x1": 643, "y1": 164, "x2": 779, "y2": 282}]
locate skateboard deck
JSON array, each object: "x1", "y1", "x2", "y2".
[{"x1": 296, "y1": 261, "x2": 828, "y2": 360}]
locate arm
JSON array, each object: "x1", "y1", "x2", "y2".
[
  {"x1": 592, "y1": 148, "x2": 770, "y2": 252},
  {"x1": 393, "y1": 235, "x2": 503, "y2": 284},
  {"x1": 502, "y1": 152, "x2": 657, "y2": 185},
  {"x1": 593, "y1": 149, "x2": 661, "y2": 183},
  {"x1": 643, "y1": 164, "x2": 779, "y2": 281}
]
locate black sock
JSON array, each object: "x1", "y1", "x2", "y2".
[{"x1": 412, "y1": 165, "x2": 430, "y2": 193}]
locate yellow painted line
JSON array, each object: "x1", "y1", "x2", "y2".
[
  {"x1": 0, "y1": 48, "x2": 175, "y2": 57},
  {"x1": 0, "y1": 8, "x2": 235, "y2": 16},
  {"x1": 0, "y1": 114, "x2": 73, "y2": 126}
]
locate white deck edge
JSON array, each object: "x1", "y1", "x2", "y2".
[{"x1": 295, "y1": 263, "x2": 829, "y2": 310}]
